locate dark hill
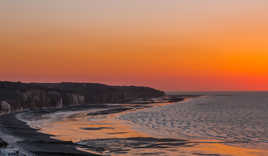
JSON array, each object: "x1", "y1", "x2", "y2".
[{"x1": 0, "y1": 81, "x2": 165, "y2": 113}]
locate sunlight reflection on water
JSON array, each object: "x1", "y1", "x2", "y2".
[{"x1": 23, "y1": 99, "x2": 268, "y2": 156}]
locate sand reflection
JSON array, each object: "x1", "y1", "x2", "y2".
[
  {"x1": 35, "y1": 105, "x2": 268, "y2": 156},
  {"x1": 187, "y1": 141, "x2": 268, "y2": 156},
  {"x1": 39, "y1": 112, "x2": 148, "y2": 143}
]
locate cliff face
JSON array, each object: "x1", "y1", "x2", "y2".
[{"x1": 0, "y1": 82, "x2": 165, "y2": 113}]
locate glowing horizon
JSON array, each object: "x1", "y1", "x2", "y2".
[{"x1": 1, "y1": 1, "x2": 268, "y2": 91}]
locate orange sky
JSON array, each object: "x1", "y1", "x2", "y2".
[{"x1": 1, "y1": 1, "x2": 268, "y2": 91}]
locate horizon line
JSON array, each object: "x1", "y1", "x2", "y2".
[{"x1": 1, "y1": 80, "x2": 268, "y2": 93}]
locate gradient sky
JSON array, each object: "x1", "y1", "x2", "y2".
[{"x1": 1, "y1": 1, "x2": 268, "y2": 91}]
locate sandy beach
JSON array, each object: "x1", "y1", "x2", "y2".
[
  {"x1": 0, "y1": 107, "x2": 105, "y2": 156},
  {"x1": 1, "y1": 95, "x2": 268, "y2": 156},
  {"x1": 0, "y1": 96, "x2": 186, "y2": 156}
]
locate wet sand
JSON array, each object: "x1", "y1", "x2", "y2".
[
  {"x1": 0, "y1": 96, "x2": 185, "y2": 155},
  {"x1": 0, "y1": 113, "x2": 99, "y2": 156},
  {"x1": 1, "y1": 96, "x2": 268, "y2": 155},
  {"x1": 19, "y1": 102, "x2": 191, "y2": 155},
  {"x1": 27, "y1": 101, "x2": 268, "y2": 156},
  {"x1": 0, "y1": 104, "x2": 116, "y2": 155}
]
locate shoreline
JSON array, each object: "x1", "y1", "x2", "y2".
[
  {"x1": 117, "y1": 96, "x2": 268, "y2": 156},
  {"x1": 0, "y1": 103, "x2": 123, "y2": 155},
  {"x1": 0, "y1": 112, "x2": 99, "y2": 156},
  {"x1": 2, "y1": 94, "x2": 266, "y2": 155},
  {"x1": 0, "y1": 95, "x2": 188, "y2": 155}
]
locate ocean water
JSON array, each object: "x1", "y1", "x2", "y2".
[
  {"x1": 22, "y1": 92, "x2": 268, "y2": 155},
  {"x1": 120, "y1": 92, "x2": 268, "y2": 145}
]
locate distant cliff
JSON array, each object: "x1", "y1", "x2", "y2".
[{"x1": 0, "y1": 82, "x2": 165, "y2": 113}]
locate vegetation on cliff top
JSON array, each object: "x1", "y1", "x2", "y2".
[{"x1": 0, "y1": 81, "x2": 165, "y2": 113}]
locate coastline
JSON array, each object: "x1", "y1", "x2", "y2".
[
  {"x1": 0, "y1": 112, "x2": 99, "y2": 156},
  {"x1": 2, "y1": 94, "x2": 267, "y2": 156},
  {"x1": 118, "y1": 96, "x2": 268, "y2": 156},
  {"x1": 0, "y1": 95, "x2": 187, "y2": 155},
  {"x1": 0, "y1": 103, "x2": 123, "y2": 155}
]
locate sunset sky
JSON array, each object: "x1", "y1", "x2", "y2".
[{"x1": 1, "y1": 1, "x2": 268, "y2": 91}]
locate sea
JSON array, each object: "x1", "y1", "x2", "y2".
[
  {"x1": 121, "y1": 92, "x2": 268, "y2": 144},
  {"x1": 22, "y1": 92, "x2": 268, "y2": 156}
]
